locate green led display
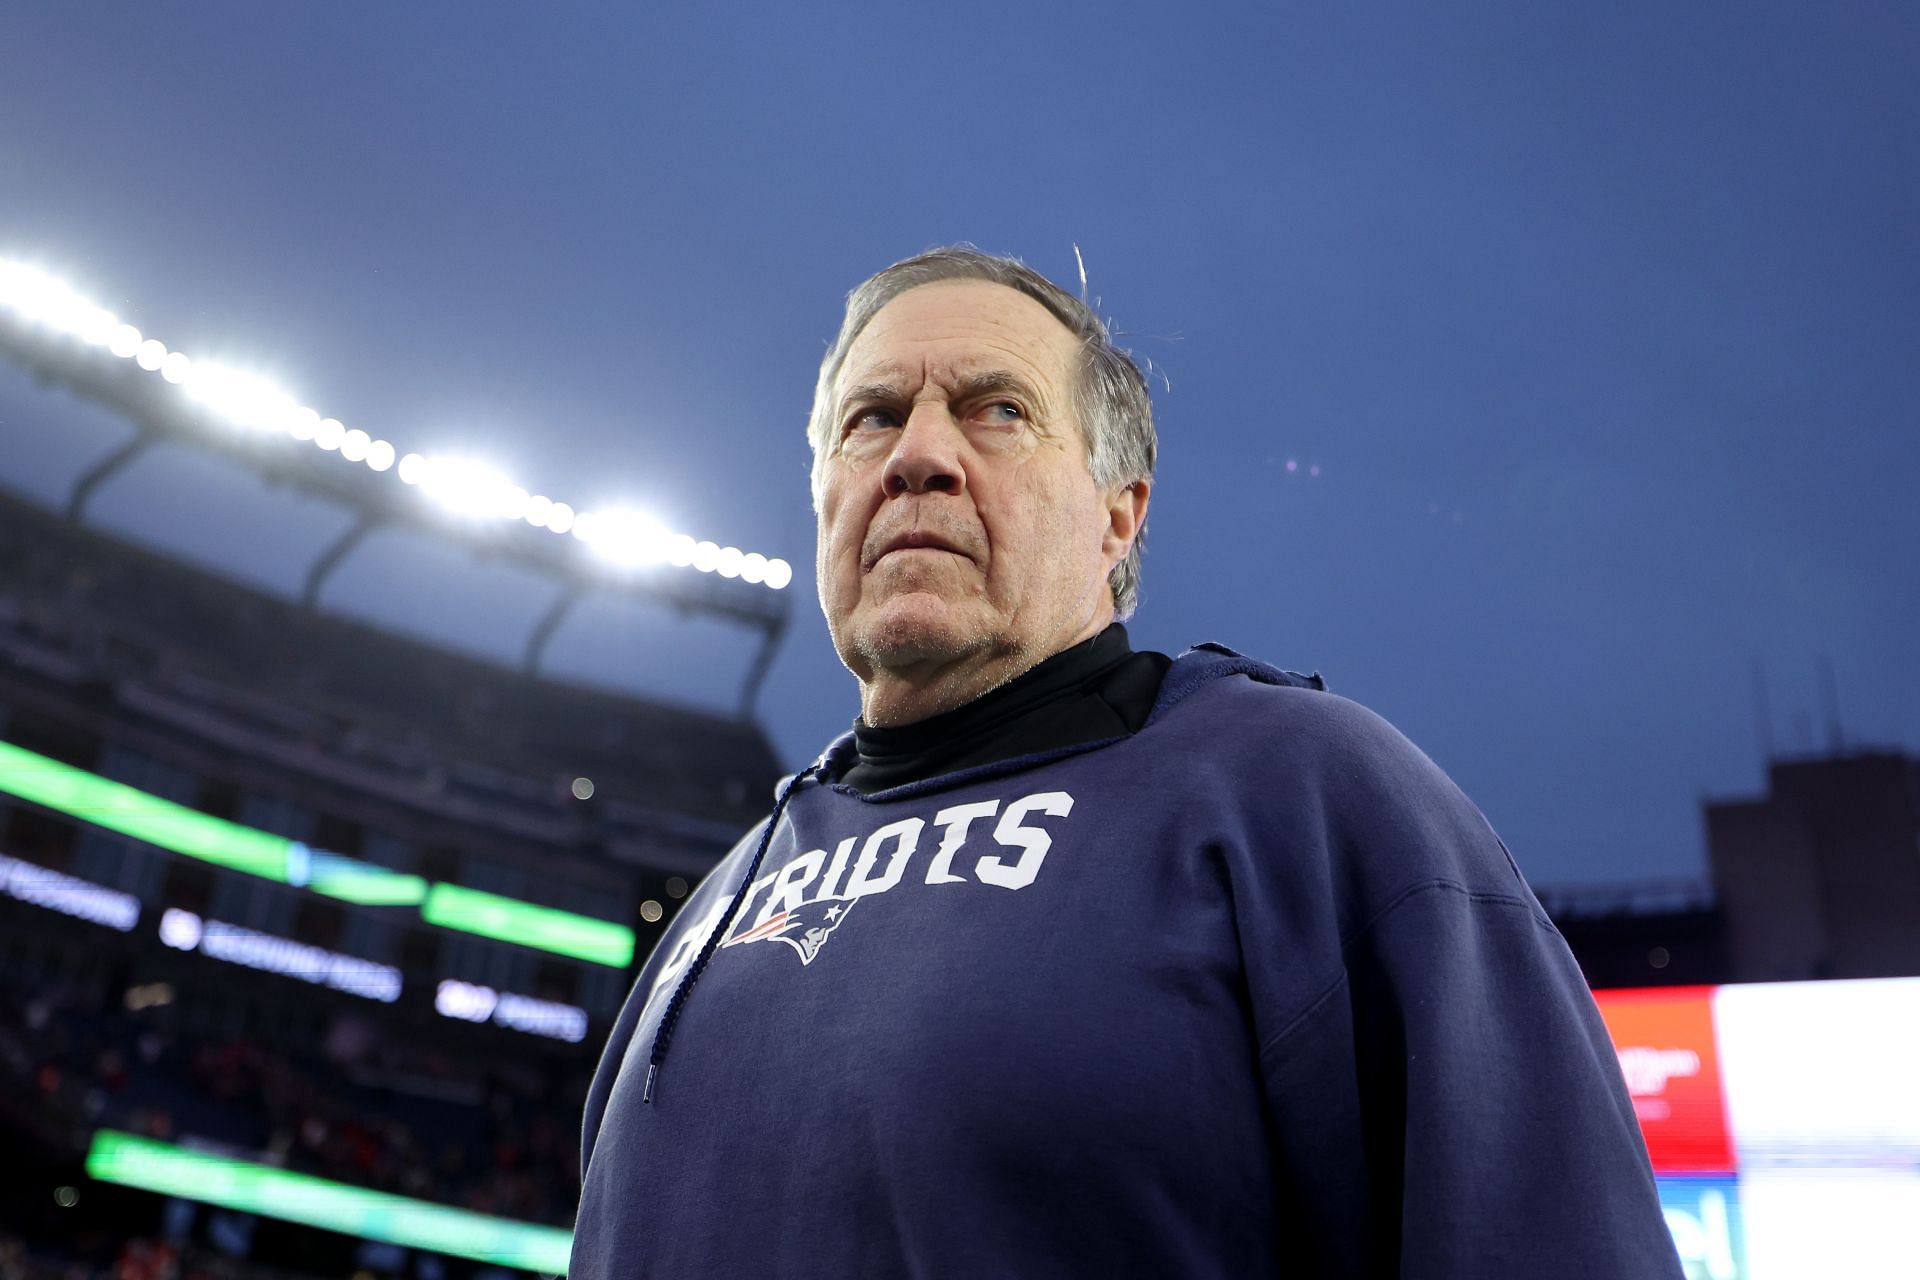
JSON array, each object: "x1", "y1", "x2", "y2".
[
  {"x1": 85, "y1": 1129, "x2": 572, "y2": 1272},
  {"x1": 0, "y1": 737, "x2": 635, "y2": 968},
  {"x1": 424, "y1": 882, "x2": 635, "y2": 968},
  {"x1": 0, "y1": 739, "x2": 289, "y2": 880},
  {"x1": 305, "y1": 850, "x2": 429, "y2": 906}
]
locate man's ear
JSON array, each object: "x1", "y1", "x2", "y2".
[{"x1": 1101, "y1": 479, "x2": 1150, "y2": 570}]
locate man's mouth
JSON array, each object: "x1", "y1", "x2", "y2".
[{"x1": 866, "y1": 531, "x2": 969, "y2": 570}]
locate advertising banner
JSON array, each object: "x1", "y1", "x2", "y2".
[
  {"x1": 1656, "y1": 1176, "x2": 1745, "y2": 1280},
  {"x1": 1594, "y1": 985, "x2": 1735, "y2": 1174}
]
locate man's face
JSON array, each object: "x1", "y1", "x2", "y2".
[{"x1": 815, "y1": 279, "x2": 1129, "y2": 687}]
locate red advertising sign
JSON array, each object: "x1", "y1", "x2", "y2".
[{"x1": 1593, "y1": 985, "x2": 1735, "y2": 1174}]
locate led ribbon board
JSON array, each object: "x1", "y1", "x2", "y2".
[
  {"x1": 424, "y1": 883, "x2": 634, "y2": 968},
  {"x1": 0, "y1": 739, "x2": 634, "y2": 966},
  {"x1": 160, "y1": 908, "x2": 403, "y2": 1003},
  {"x1": 436, "y1": 979, "x2": 590, "y2": 1043},
  {"x1": 0, "y1": 850, "x2": 140, "y2": 930},
  {"x1": 85, "y1": 1129, "x2": 572, "y2": 1272},
  {"x1": 0, "y1": 739, "x2": 289, "y2": 881}
]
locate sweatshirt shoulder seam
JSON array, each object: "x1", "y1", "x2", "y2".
[{"x1": 1255, "y1": 878, "x2": 1552, "y2": 1062}]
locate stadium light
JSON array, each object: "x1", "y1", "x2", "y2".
[
  {"x1": 0, "y1": 255, "x2": 792, "y2": 590},
  {"x1": 86, "y1": 1130, "x2": 573, "y2": 1271},
  {"x1": 574, "y1": 506, "x2": 670, "y2": 569},
  {"x1": 183, "y1": 361, "x2": 301, "y2": 432},
  {"x1": 416, "y1": 454, "x2": 516, "y2": 518}
]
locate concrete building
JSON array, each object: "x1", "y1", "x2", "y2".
[
  {"x1": 1707, "y1": 751, "x2": 1920, "y2": 981},
  {"x1": 1545, "y1": 748, "x2": 1920, "y2": 988}
]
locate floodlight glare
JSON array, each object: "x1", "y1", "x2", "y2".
[
  {"x1": 0, "y1": 264, "x2": 87, "y2": 335},
  {"x1": 419, "y1": 455, "x2": 516, "y2": 519},
  {"x1": 15, "y1": 270, "x2": 67, "y2": 326},
  {"x1": 186, "y1": 363, "x2": 298, "y2": 432},
  {"x1": 0, "y1": 255, "x2": 795, "y2": 591},
  {"x1": 577, "y1": 507, "x2": 668, "y2": 568},
  {"x1": 0, "y1": 264, "x2": 118, "y2": 348},
  {"x1": 79, "y1": 306, "x2": 119, "y2": 347},
  {"x1": 0, "y1": 260, "x2": 27, "y2": 307}
]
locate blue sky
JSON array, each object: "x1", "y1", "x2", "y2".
[{"x1": 1, "y1": 3, "x2": 1914, "y2": 890}]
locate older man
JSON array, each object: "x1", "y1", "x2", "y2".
[{"x1": 571, "y1": 248, "x2": 1681, "y2": 1277}]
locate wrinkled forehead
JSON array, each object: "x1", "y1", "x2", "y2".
[{"x1": 834, "y1": 280, "x2": 1081, "y2": 398}]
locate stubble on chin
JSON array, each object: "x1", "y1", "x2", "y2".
[{"x1": 845, "y1": 592, "x2": 994, "y2": 676}]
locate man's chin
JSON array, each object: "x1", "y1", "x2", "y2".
[{"x1": 846, "y1": 598, "x2": 989, "y2": 672}]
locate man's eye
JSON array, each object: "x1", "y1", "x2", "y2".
[
  {"x1": 979, "y1": 401, "x2": 1024, "y2": 424},
  {"x1": 847, "y1": 408, "x2": 899, "y2": 432}
]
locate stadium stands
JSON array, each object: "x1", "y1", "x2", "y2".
[{"x1": 0, "y1": 485, "x2": 785, "y2": 1276}]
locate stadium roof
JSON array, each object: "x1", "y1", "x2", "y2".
[{"x1": 0, "y1": 257, "x2": 792, "y2": 713}]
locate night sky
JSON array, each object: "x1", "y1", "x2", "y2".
[{"x1": 1, "y1": 4, "x2": 1914, "y2": 892}]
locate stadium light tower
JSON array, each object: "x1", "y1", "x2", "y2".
[{"x1": 0, "y1": 256, "x2": 792, "y2": 714}]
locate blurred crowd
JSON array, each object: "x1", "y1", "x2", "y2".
[
  {"x1": 1, "y1": 1232, "x2": 251, "y2": 1280},
  {"x1": 0, "y1": 976, "x2": 587, "y2": 1234}
]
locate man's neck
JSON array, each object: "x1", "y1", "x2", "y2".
[{"x1": 857, "y1": 610, "x2": 1112, "y2": 728}]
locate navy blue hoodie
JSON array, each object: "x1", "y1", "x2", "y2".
[{"x1": 571, "y1": 645, "x2": 1681, "y2": 1277}]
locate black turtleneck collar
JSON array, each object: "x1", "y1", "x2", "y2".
[{"x1": 840, "y1": 624, "x2": 1170, "y2": 795}]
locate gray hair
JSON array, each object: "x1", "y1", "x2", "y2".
[{"x1": 807, "y1": 246, "x2": 1158, "y2": 619}]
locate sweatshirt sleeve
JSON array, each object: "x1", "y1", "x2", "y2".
[{"x1": 1229, "y1": 692, "x2": 1683, "y2": 1278}]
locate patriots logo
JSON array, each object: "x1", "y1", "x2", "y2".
[{"x1": 722, "y1": 895, "x2": 860, "y2": 965}]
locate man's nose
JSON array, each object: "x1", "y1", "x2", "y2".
[{"x1": 882, "y1": 405, "x2": 965, "y2": 498}]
